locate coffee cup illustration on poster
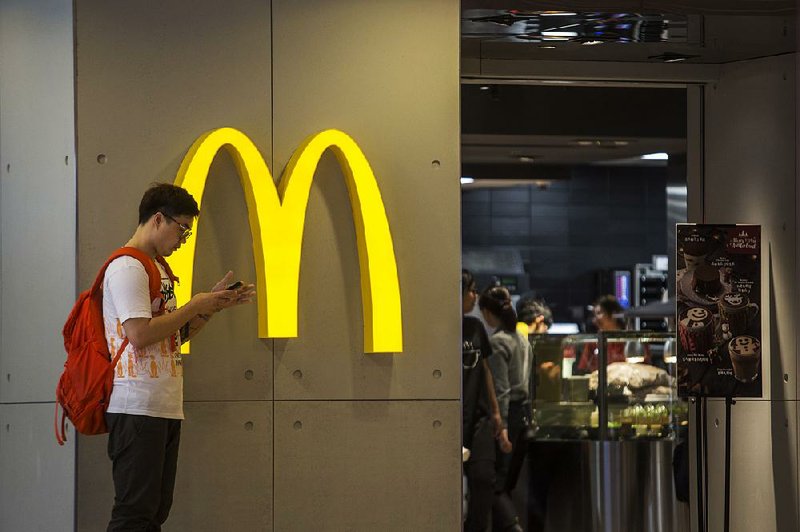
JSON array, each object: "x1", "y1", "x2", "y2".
[{"x1": 676, "y1": 224, "x2": 762, "y2": 398}]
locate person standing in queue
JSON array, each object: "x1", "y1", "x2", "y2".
[
  {"x1": 461, "y1": 270, "x2": 510, "y2": 532},
  {"x1": 479, "y1": 286, "x2": 533, "y2": 532}
]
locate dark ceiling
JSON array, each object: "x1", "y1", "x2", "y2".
[
  {"x1": 460, "y1": 2, "x2": 794, "y2": 179},
  {"x1": 462, "y1": 1, "x2": 795, "y2": 65},
  {"x1": 462, "y1": 84, "x2": 686, "y2": 176}
]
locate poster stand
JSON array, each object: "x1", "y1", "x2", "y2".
[
  {"x1": 694, "y1": 397, "x2": 705, "y2": 532},
  {"x1": 723, "y1": 396, "x2": 734, "y2": 532},
  {"x1": 677, "y1": 224, "x2": 760, "y2": 532}
]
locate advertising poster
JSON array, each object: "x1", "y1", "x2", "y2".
[{"x1": 676, "y1": 224, "x2": 761, "y2": 398}]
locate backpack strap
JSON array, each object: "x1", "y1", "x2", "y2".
[
  {"x1": 89, "y1": 247, "x2": 162, "y2": 298},
  {"x1": 155, "y1": 255, "x2": 179, "y2": 285},
  {"x1": 111, "y1": 247, "x2": 163, "y2": 301}
]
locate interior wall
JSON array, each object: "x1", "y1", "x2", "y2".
[
  {"x1": 74, "y1": 1, "x2": 460, "y2": 530},
  {"x1": 461, "y1": 167, "x2": 668, "y2": 321},
  {"x1": 0, "y1": 0, "x2": 77, "y2": 530},
  {"x1": 702, "y1": 52, "x2": 798, "y2": 532},
  {"x1": 73, "y1": 2, "x2": 273, "y2": 530},
  {"x1": 269, "y1": 1, "x2": 461, "y2": 529}
]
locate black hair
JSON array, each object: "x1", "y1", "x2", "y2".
[
  {"x1": 595, "y1": 294, "x2": 625, "y2": 329},
  {"x1": 517, "y1": 298, "x2": 553, "y2": 328},
  {"x1": 479, "y1": 285, "x2": 517, "y2": 333},
  {"x1": 138, "y1": 183, "x2": 199, "y2": 225},
  {"x1": 461, "y1": 269, "x2": 475, "y2": 294}
]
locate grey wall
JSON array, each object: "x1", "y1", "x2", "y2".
[
  {"x1": 73, "y1": 1, "x2": 460, "y2": 530},
  {"x1": 701, "y1": 53, "x2": 798, "y2": 532},
  {"x1": 0, "y1": 0, "x2": 77, "y2": 530},
  {"x1": 462, "y1": 166, "x2": 668, "y2": 321}
]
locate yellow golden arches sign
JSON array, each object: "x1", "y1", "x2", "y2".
[{"x1": 171, "y1": 128, "x2": 403, "y2": 354}]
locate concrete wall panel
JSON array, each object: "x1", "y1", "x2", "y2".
[
  {"x1": 0, "y1": 0, "x2": 76, "y2": 529},
  {"x1": 0, "y1": 0, "x2": 76, "y2": 403},
  {"x1": 74, "y1": 0, "x2": 275, "y2": 527},
  {"x1": 271, "y1": 0, "x2": 462, "y2": 401},
  {"x1": 74, "y1": 0, "x2": 272, "y2": 287},
  {"x1": 703, "y1": 399, "x2": 798, "y2": 532},
  {"x1": 171, "y1": 402, "x2": 273, "y2": 531},
  {"x1": 77, "y1": 401, "x2": 272, "y2": 531},
  {"x1": 0, "y1": 404, "x2": 75, "y2": 532},
  {"x1": 273, "y1": 400, "x2": 461, "y2": 531}
]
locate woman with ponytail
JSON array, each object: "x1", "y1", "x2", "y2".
[{"x1": 479, "y1": 285, "x2": 532, "y2": 532}]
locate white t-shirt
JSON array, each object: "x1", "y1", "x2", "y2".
[{"x1": 103, "y1": 256, "x2": 184, "y2": 419}]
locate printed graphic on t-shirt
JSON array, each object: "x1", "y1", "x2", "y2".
[{"x1": 106, "y1": 272, "x2": 183, "y2": 380}]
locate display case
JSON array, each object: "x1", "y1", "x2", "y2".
[
  {"x1": 529, "y1": 331, "x2": 688, "y2": 441},
  {"x1": 513, "y1": 331, "x2": 691, "y2": 531}
]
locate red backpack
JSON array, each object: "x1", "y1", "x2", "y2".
[{"x1": 55, "y1": 247, "x2": 177, "y2": 445}]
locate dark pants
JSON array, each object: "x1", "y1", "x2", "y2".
[
  {"x1": 493, "y1": 400, "x2": 526, "y2": 531},
  {"x1": 465, "y1": 417, "x2": 496, "y2": 532},
  {"x1": 106, "y1": 413, "x2": 182, "y2": 532},
  {"x1": 465, "y1": 459, "x2": 495, "y2": 532}
]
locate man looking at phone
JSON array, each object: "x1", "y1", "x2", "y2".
[{"x1": 103, "y1": 183, "x2": 254, "y2": 531}]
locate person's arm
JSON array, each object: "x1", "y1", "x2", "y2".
[
  {"x1": 483, "y1": 358, "x2": 513, "y2": 453},
  {"x1": 487, "y1": 338, "x2": 511, "y2": 425},
  {"x1": 482, "y1": 359, "x2": 503, "y2": 436},
  {"x1": 178, "y1": 272, "x2": 256, "y2": 343},
  {"x1": 476, "y1": 324, "x2": 503, "y2": 435},
  {"x1": 123, "y1": 290, "x2": 235, "y2": 349}
]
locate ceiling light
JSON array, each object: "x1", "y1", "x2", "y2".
[
  {"x1": 518, "y1": 156, "x2": 536, "y2": 163},
  {"x1": 539, "y1": 45, "x2": 557, "y2": 49},
  {"x1": 613, "y1": 140, "x2": 630, "y2": 146},
  {"x1": 641, "y1": 152, "x2": 669, "y2": 160},
  {"x1": 574, "y1": 140, "x2": 595, "y2": 146},
  {"x1": 581, "y1": 40, "x2": 603, "y2": 46},
  {"x1": 541, "y1": 31, "x2": 578, "y2": 38},
  {"x1": 539, "y1": 12, "x2": 577, "y2": 16},
  {"x1": 479, "y1": 85, "x2": 492, "y2": 91},
  {"x1": 460, "y1": 177, "x2": 475, "y2": 184}
]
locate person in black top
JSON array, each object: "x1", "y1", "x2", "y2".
[{"x1": 462, "y1": 269, "x2": 508, "y2": 532}]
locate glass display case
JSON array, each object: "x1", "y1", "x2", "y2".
[
  {"x1": 506, "y1": 331, "x2": 689, "y2": 532},
  {"x1": 513, "y1": 331, "x2": 691, "y2": 531},
  {"x1": 529, "y1": 331, "x2": 688, "y2": 442}
]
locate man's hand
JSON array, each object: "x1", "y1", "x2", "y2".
[
  {"x1": 211, "y1": 271, "x2": 235, "y2": 292},
  {"x1": 497, "y1": 428, "x2": 513, "y2": 454},
  {"x1": 209, "y1": 271, "x2": 256, "y2": 308},
  {"x1": 190, "y1": 291, "x2": 238, "y2": 316}
]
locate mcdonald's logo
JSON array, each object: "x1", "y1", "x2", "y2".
[{"x1": 171, "y1": 128, "x2": 402, "y2": 354}]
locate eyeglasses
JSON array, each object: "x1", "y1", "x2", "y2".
[{"x1": 161, "y1": 213, "x2": 192, "y2": 241}]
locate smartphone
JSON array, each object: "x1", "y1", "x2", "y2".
[{"x1": 226, "y1": 281, "x2": 243, "y2": 291}]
